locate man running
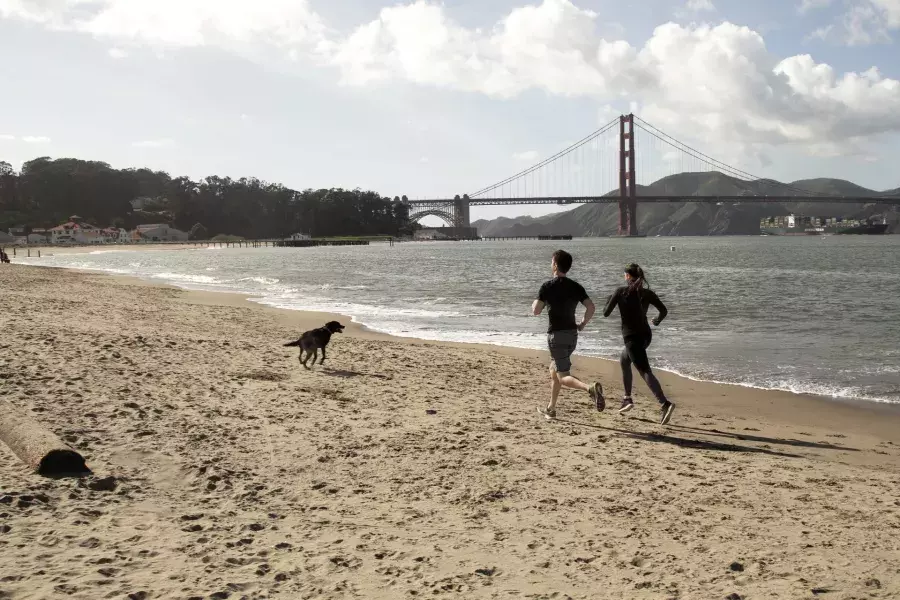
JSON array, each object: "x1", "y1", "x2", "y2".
[{"x1": 532, "y1": 250, "x2": 604, "y2": 419}]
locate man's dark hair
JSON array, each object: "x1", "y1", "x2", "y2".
[{"x1": 552, "y1": 250, "x2": 573, "y2": 274}]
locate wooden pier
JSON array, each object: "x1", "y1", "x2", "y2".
[
  {"x1": 273, "y1": 239, "x2": 369, "y2": 248},
  {"x1": 478, "y1": 234, "x2": 574, "y2": 241}
]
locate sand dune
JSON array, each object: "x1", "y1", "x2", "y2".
[{"x1": 1, "y1": 265, "x2": 898, "y2": 599}]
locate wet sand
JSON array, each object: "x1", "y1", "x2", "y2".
[{"x1": 1, "y1": 265, "x2": 898, "y2": 599}]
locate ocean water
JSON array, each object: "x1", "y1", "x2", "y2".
[{"x1": 18, "y1": 236, "x2": 900, "y2": 405}]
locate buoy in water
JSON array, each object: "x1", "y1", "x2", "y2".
[{"x1": 670, "y1": 246, "x2": 676, "y2": 251}]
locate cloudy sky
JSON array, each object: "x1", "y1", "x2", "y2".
[{"x1": 1, "y1": 0, "x2": 899, "y2": 222}]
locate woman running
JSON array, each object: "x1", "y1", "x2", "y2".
[{"x1": 603, "y1": 263, "x2": 675, "y2": 424}]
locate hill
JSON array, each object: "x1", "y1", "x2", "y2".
[{"x1": 471, "y1": 173, "x2": 899, "y2": 237}]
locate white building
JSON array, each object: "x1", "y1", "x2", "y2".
[
  {"x1": 49, "y1": 216, "x2": 104, "y2": 244},
  {"x1": 134, "y1": 224, "x2": 189, "y2": 242},
  {"x1": 27, "y1": 229, "x2": 49, "y2": 244},
  {"x1": 289, "y1": 232, "x2": 311, "y2": 240}
]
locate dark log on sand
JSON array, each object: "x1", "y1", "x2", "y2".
[{"x1": 0, "y1": 402, "x2": 90, "y2": 476}]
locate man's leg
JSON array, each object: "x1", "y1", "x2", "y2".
[
  {"x1": 541, "y1": 331, "x2": 604, "y2": 418},
  {"x1": 548, "y1": 365, "x2": 562, "y2": 412}
]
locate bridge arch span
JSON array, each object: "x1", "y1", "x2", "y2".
[{"x1": 409, "y1": 209, "x2": 455, "y2": 227}]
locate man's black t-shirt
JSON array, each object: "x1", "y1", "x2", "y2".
[{"x1": 537, "y1": 277, "x2": 589, "y2": 332}]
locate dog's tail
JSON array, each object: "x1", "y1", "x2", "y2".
[{"x1": 283, "y1": 340, "x2": 302, "y2": 347}]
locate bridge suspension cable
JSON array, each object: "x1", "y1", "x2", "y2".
[
  {"x1": 632, "y1": 116, "x2": 834, "y2": 197},
  {"x1": 469, "y1": 116, "x2": 620, "y2": 199}
]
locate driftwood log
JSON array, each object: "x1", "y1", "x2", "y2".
[{"x1": 0, "y1": 402, "x2": 90, "y2": 476}]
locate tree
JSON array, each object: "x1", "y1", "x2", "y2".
[{"x1": 1, "y1": 155, "x2": 414, "y2": 238}]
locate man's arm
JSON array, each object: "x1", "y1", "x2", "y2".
[
  {"x1": 578, "y1": 298, "x2": 595, "y2": 331},
  {"x1": 649, "y1": 290, "x2": 668, "y2": 326},
  {"x1": 602, "y1": 289, "x2": 619, "y2": 317},
  {"x1": 533, "y1": 282, "x2": 548, "y2": 316}
]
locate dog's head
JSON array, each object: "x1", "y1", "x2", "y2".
[{"x1": 325, "y1": 320, "x2": 345, "y2": 334}]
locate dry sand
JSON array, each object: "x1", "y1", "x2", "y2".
[{"x1": 1, "y1": 265, "x2": 899, "y2": 600}]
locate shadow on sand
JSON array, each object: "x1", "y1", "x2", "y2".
[
  {"x1": 629, "y1": 418, "x2": 858, "y2": 452},
  {"x1": 322, "y1": 367, "x2": 390, "y2": 380},
  {"x1": 553, "y1": 418, "x2": 802, "y2": 458}
]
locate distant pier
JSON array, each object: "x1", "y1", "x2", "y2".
[{"x1": 479, "y1": 234, "x2": 574, "y2": 241}]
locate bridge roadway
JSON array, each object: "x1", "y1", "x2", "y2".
[{"x1": 406, "y1": 195, "x2": 900, "y2": 206}]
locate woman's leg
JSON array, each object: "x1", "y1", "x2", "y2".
[
  {"x1": 626, "y1": 336, "x2": 668, "y2": 405},
  {"x1": 619, "y1": 346, "x2": 634, "y2": 397}
]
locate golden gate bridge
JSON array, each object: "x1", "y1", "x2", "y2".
[{"x1": 404, "y1": 114, "x2": 900, "y2": 236}]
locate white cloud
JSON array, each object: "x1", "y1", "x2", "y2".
[
  {"x1": 685, "y1": 0, "x2": 716, "y2": 11},
  {"x1": 805, "y1": 0, "x2": 900, "y2": 44},
  {"x1": 872, "y1": 0, "x2": 900, "y2": 26},
  {"x1": 0, "y1": 134, "x2": 15, "y2": 140},
  {"x1": 798, "y1": 0, "x2": 832, "y2": 13},
  {"x1": 108, "y1": 46, "x2": 128, "y2": 58},
  {"x1": 132, "y1": 138, "x2": 175, "y2": 148},
  {"x1": 3, "y1": 0, "x2": 900, "y2": 159},
  {"x1": 327, "y1": 2, "x2": 900, "y2": 157},
  {"x1": 419, "y1": 156, "x2": 429, "y2": 163},
  {"x1": 0, "y1": 0, "x2": 328, "y2": 52},
  {"x1": 22, "y1": 136, "x2": 51, "y2": 143},
  {"x1": 805, "y1": 25, "x2": 833, "y2": 41},
  {"x1": 513, "y1": 150, "x2": 540, "y2": 161}
]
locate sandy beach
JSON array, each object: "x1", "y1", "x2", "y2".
[{"x1": 1, "y1": 265, "x2": 899, "y2": 599}]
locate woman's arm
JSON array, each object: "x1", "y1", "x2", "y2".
[{"x1": 648, "y1": 290, "x2": 668, "y2": 326}]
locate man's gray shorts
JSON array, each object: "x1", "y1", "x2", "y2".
[{"x1": 548, "y1": 329, "x2": 578, "y2": 373}]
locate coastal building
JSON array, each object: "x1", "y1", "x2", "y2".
[
  {"x1": 27, "y1": 229, "x2": 49, "y2": 244},
  {"x1": 49, "y1": 216, "x2": 104, "y2": 244},
  {"x1": 289, "y1": 232, "x2": 311, "y2": 240},
  {"x1": 134, "y1": 223, "x2": 189, "y2": 242}
]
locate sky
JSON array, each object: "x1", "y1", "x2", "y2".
[{"x1": 1, "y1": 0, "x2": 900, "y2": 224}]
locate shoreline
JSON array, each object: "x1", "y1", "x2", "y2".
[
  {"x1": 17, "y1": 262, "x2": 900, "y2": 443},
  {"x1": 2, "y1": 264, "x2": 899, "y2": 598},
  {"x1": 16, "y1": 256, "x2": 900, "y2": 417}
]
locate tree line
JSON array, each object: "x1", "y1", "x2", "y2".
[{"x1": 0, "y1": 157, "x2": 418, "y2": 239}]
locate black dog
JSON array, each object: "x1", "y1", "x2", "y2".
[{"x1": 284, "y1": 321, "x2": 345, "y2": 369}]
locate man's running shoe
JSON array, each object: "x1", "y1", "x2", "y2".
[
  {"x1": 538, "y1": 406, "x2": 556, "y2": 420},
  {"x1": 619, "y1": 397, "x2": 634, "y2": 414},
  {"x1": 590, "y1": 382, "x2": 605, "y2": 412},
  {"x1": 660, "y1": 401, "x2": 675, "y2": 425}
]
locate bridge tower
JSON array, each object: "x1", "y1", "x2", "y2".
[
  {"x1": 454, "y1": 195, "x2": 471, "y2": 228},
  {"x1": 618, "y1": 114, "x2": 638, "y2": 236}
]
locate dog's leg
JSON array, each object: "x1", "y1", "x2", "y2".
[
  {"x1": 300, "y1": 349, "x2": 311, "y2": 370},
  {"x1": 310, "y1": 348, "x2": 318, "y2": 367},
  {"x1": 319, "y1": 346, "x2": 327, "y2": 365}
]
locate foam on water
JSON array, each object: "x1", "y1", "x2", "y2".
[{"x1": 18, "y1": 238, "x2": 900, "y2": 406}]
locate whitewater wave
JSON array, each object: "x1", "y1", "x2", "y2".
[
  {"x1": 151, "y1": 272, "x2": 224, "y2": 285},
  {"x1": 19, "y1": 249, "x2": 900, "y2": 407},
  {"x1": 237, "y1": 276, "x2": 280, "y2": 285},
  {"x1": 648, "y1": 364, "x2": 899, "y2": 405}
]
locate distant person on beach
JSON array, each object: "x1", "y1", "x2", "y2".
[
  {"x1": 0, "y1": 248, "x2": 9, "y2": 264},
  {"x1": 533, "y1": 249, "x2": 604, "y2": 419},
  {"x1": 603, "y1": 263, "x2": 674, "y2": 424}
]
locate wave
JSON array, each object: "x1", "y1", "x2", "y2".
[
  {"x1": 19, "y1": 253, "x2": 899, "y2": 407},
  {"x1": 237, "y1": 276, "x2": 280, "y2": 285},
  {"x1": 150, "y1": 272, "x2": 224, "y2": 285},
  {"x1": 647, "y1": 363, "x2": 900, "y2": 405}
]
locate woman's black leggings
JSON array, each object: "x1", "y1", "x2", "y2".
[{"x1": 620, "y1": 333, "x2": 668, "y2": 405}]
